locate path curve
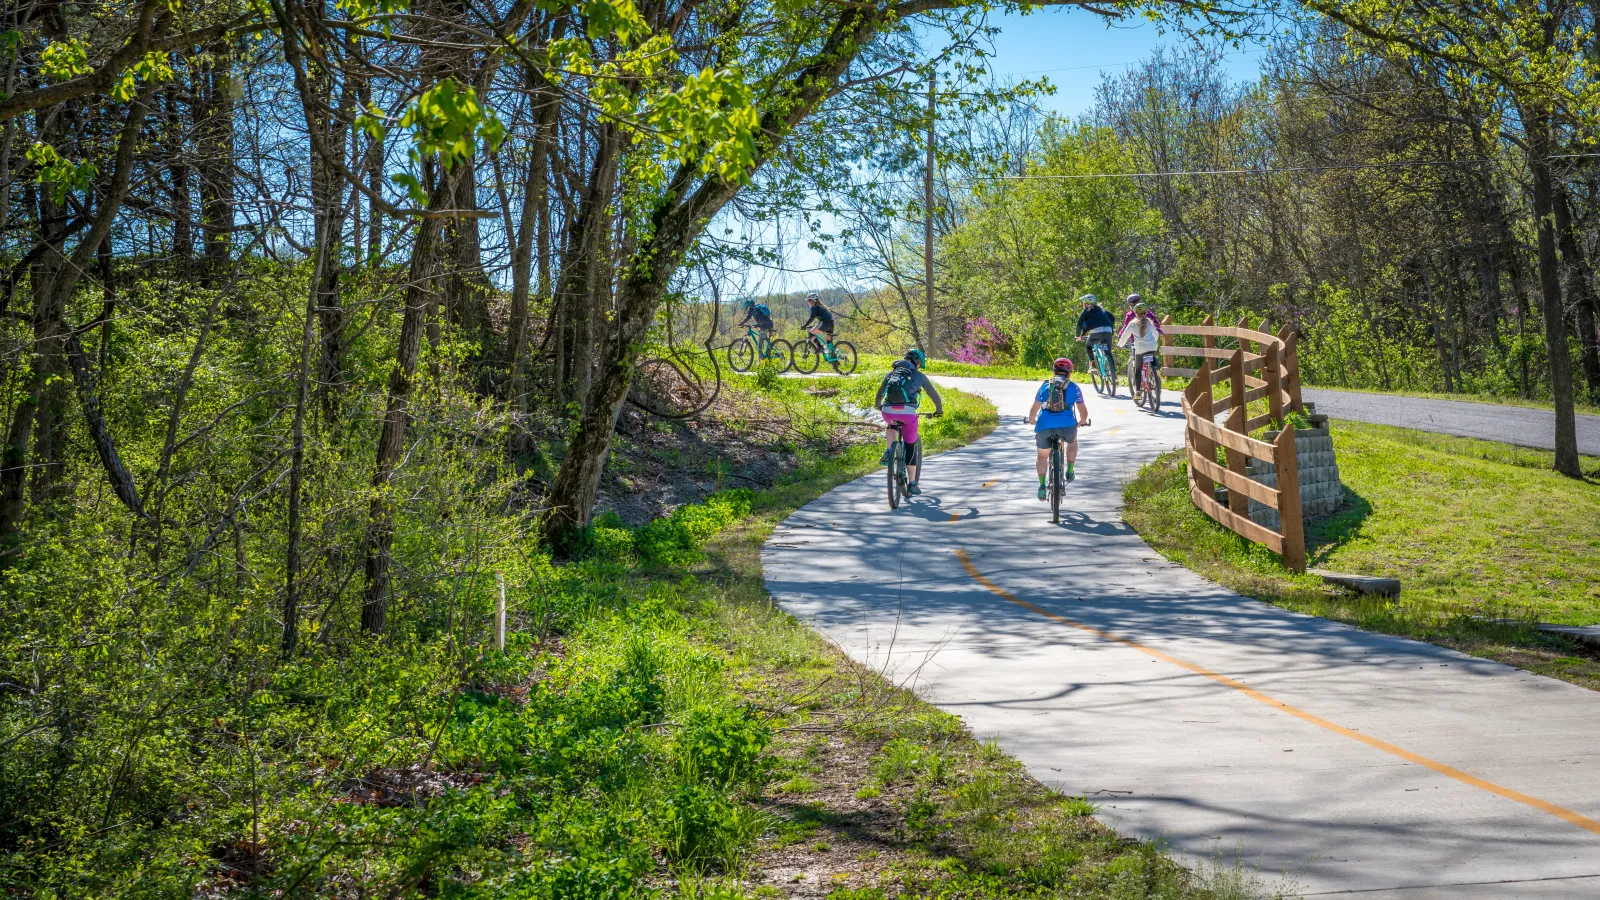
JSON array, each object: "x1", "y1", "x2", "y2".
[
  {"x1": 763, "y1": 376, "x2": 1600, "y2": 898},
  {"x1": 1303, "y1": 387, "x2": 1600, "y2": 456}
]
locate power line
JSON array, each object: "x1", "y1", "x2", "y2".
[{"x1": 860, "y1": 152, "x2": 1600, "y2": 185}]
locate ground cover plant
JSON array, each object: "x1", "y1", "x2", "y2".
[{"x1": 1123, "y1": 420, "x2": 1600, "y2": 690}]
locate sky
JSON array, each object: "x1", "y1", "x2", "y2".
[
  {"x1": 736, "y1": 9, "x2": 1271, "y2": 294},
  {"x1": 980, "y1": 7, "x2": 1267, "y2": 118}
]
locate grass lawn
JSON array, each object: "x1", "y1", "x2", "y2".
[{"x1": 1124, "y1": 420, "x2": 1600, "y2": 691}]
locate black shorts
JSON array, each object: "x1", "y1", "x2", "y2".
[{"x1": 1035, "y1": 426, "x2": 1078, "y2": 449}]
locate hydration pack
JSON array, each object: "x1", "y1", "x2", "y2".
[
  {"x1": 1045, "y1": 376, "x2": 1071, "y2": 413},
  {"x1": 752, "y1": 303, "x2": 770, "y2": 317},
  {"x1": 883, "y1": 366, "x2": 920, "y2": 407}
]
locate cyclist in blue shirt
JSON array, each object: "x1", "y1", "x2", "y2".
[{"x1": 1024, "y1": 358, "x2": 1091, "y2": 500}]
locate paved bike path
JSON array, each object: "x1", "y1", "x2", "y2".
[
  {"x1": 1302, "y1": 388, "x2": 1600, "y2": 456},
  {"x1": 763, "y1": 377, "x2": 1600, "y2": 898}
]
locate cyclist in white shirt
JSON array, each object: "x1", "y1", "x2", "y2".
[{"x1": 1119, "y1": 302, "x2": 1163, "y2": 396}]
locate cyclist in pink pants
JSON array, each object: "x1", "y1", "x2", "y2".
[{"x1": 875, "y1": 348, "x2": 943, "y2": 495}]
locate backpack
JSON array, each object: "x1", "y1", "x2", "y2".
[
  {"x1": 1045, "y1": 376, "x2": 1071, "y2": 413},
  {"x1": 753, "y1": 303, "x2": 770, "y2": 317},
  {"x1": 883, "y1": 366, "x2": 920, "y2": 407}
]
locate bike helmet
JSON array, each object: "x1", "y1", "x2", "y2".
[
  {"x1": 1126, "y1": 293, "x2": 1141, "y2": 305},
  {"x1": 806, "y1": 292, "x2": 821, "y2": 304},
  {"x1": 741, "y1": 298, "x2": 755, "y2": 309},
  {"x1": 1079, "y1": 293, "x2": 1098, "y2": 306},
  {"x1": 1052, "y1": 357, "x2": 1074, "y2": 375},
  {"x1": 904, "y1": 348, "x2": 927, "y2": 368},
  {"x1": 1135, "y1": 302, "x2": 1148, "y2": 314}
]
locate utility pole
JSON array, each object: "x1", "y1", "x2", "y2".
[{"x1": 924, "y1": 72, "x2": 937, "y2": 358}]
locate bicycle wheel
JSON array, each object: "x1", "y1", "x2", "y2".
[
  {"x1": 792, "y1": 338, "x2": 820, "y2": 374},
  {"x1": 1103, "y1": 348, "x2": 1118, "y2": 396},
  {"x1": 766, "y1": 339, "x2": 793, "y2": 372},
  {"x1": 1090, "y1": 360, "x2": 1106, "y2": 395},
  {"x1": 1150, "y1": 368, "x2": 1163, "y2": 409},
  {"x1": 1049, "y1": 442, "x2": 1063, "y2": 524},
  {"x1": 728, "y1": 338, "x2": 755, "y2": 373},
  {"x1": 886, "y1": 441, "x2": 902, "y2": 510},
  {"x1": 830, "y1": 341, "x2": 858, "y2": 375}
]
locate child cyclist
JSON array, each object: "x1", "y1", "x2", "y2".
[
  {"x1": 875, "y1": 349, "x2": 943, "y2": 496},
  {"x1": 1120, "y1": 302, "x2": 1163, "y2": 397},
  {"x1": 1024, "y1": 358, "x2": 1091, "y2": 500}
]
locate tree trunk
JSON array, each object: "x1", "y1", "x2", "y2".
[
  {"x1": 1554, "y1": 186, "x2": 1600, "y2": 404},
  {"x1": 1523, "y1": 107, "x2": 1582, "y2": 476},
  {"x1": 362, "y1": 175, "x2": 452, "y2": 633},
  {"x1": 551, "y1": 125, "x2": 619, "y2": 414},
  {"x1": 311, "y1": 42, "x2": 353, "y2": 421},
  {"x1": 164, "y1": 85, "x2": 194, "y2": 269},
  {"x1": 197, "y1": 43, "x2": 235, "y2": 277}
]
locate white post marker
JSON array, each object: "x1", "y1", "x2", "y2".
[{"x1": 494, "y1": 572, "x2": 506, "y2": 652}]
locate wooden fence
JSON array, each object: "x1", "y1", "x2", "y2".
[{"x1": 1156, "y1": 315, "x2": 1309, "y2": 572}]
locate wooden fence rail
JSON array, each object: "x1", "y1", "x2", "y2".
[{"x1": 1157, "y1": 315, "x2": 1308, "y2": 572}]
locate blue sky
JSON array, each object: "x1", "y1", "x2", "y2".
[{"x1": 980, "y1": 7, "x2": 1267, "y2": 118}]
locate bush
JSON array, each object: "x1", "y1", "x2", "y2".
[{"x1": 674, "y1": 703, "x2": 773, "y2": 784}]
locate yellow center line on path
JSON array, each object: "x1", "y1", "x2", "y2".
[
  {"x1": 982, "y1": 480, "x2": 1000, "y2": 489},
  {"x1": 948, "y1": 513, "x2": 962, "y2": 522},
  {"x1": 951, "y1": 549, "x2": 1600, "y2": 838}
]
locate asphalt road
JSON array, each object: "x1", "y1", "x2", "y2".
[
  {"x1": 1302, "y1": 388, "x2": 1600, "y2": 456},
  {"x1": 763, "y1": 376, "x2": 1600, "y2": 898}
]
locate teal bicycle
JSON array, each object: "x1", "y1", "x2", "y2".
[
  {"x1": 728, "y1": 327, "x2": 792, "y2": 373},
  {"x1": 1087, "y1": 339, "x2": 1117, "y2": 397},
  {"x1": 793, "y1": 330, "x2": 858, "y2": 375}
]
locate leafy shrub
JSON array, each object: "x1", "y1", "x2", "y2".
[{"x1": 674, "y1": 703, "x2": 773, "y2": 784}]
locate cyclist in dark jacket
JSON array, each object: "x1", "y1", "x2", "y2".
[
  {"x1": 802, "y1": 293, "x2": 836, "y2": 351},
  {"x1": 1075, "y1": 294, "x2": 1117, "y2": 371},
  {"x1": 738, "y1": 299, "x2": 775, "y2": 354}
]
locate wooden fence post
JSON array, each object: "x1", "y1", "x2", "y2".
[
  {"x1": 1276, "y1": 324, "x2": 1303, "y2": 412},
  {"x1": 1202, "y1": 314, "x2": 1218, "y2": 372},
  {"x1": 1274, "y1": 424, "x2": 1305, "y2": 572},
  {"x1": 1225, "y1": 348, "x2": 1249, "y2": 516},
  {"x1": 495, "y1": 572, "x2": 507, "y2": 652},
  {"x1": 1236, "y1": 315, "x2": 1252, "y2": 359},
  {"x1": 1160, "y1": 314, "x2": 1172, "y2": 374},
  {"x1": 1265, "y1": 341, "x2": 1284, "y2": 427},
  {"x1": 1188, "y1": 372, "x2": 1216, "y2": 497}
]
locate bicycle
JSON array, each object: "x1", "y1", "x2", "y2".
[
  {"x1": 793, "y1": 330, "x2": 858, "y2": 375},
  {"x1": 885, "y1": 412, "x2": 937, "y2": 510},
  {"x1": 1133, "y1": 352, "x2": 1162, "y2": 411},
  {"x1": 1088, "y1": 340, "x2": 1117, "y2": 397},
  {"x1": 728, "y1": 326, "x2": 792, "y2": 373},
  {"x1": 1041, "y1": 420, "x2": 1089, "y2": 524}
]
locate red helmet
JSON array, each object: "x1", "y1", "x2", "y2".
[{"x1": 1052, "y1": 357, "x2": 1074, "y2": 375}]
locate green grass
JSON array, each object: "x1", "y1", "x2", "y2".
[{"x1": 1124, "y1": 419, "x2": 1600, "y2": 690}]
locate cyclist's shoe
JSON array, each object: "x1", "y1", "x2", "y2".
[
  {"x1": 907, "y1": 482, "x2": 922, "y2": 496},
  {"x1": 1065, "y1": 468, "x2": 1076, "y2": 483},
  {"x1": 879, "y1": 446, "x2": 895, "y2": 466},
  {"x1": 1037, "y1": 482, "x2": 1048, "y2": 501}
]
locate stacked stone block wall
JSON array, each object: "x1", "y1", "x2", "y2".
[{"x1": 1245, "y1": 415, "x2": 1343, "y2": 532}]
